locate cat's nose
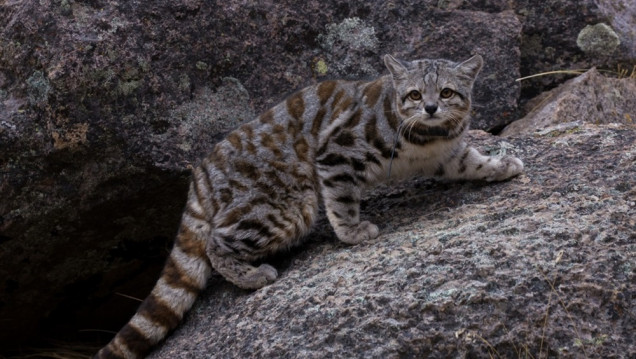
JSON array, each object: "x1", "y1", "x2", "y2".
[{"x1": 424, "y1": 104, "x2": 438, "y2": 114}]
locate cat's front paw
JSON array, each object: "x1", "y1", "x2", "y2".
[
  {"x1": 336, "y1": 221, "x2": 379, "y2": 244},
  {"x1": 237, "y1": 264, "x2": 278, "y2": 289},
  {"x1": 486, "y1": 155, "x2": 524, "y2": 182}
]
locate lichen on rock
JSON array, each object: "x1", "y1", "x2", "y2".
[
  {"x1": 152, "y1": 77, "x2": 254, "y2": 169},
  {"x1": 317, "y1": 17, "x2": 380, "y2": 78},
  {"x1": 26, "y1": 71, "x2": 51, "y2": 105},
  {"x1": 319, "y1": 17, "x2": 379, "y2": 52},
  {"x1": 576, "y1": 23, "x2": 621, "y2": 55}
]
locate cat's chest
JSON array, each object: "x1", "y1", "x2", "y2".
[{"x1": 378, "y1": 139, "x2": 460, "y2": 180}]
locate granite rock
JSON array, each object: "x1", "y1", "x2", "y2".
[
  {"x1": 151, "y1": 124, "x2": 635, "y2": 359},
  {"x1": 458, "y1": 0, "x2": 635, "y2": 109},
  {"x1": 501, "y1": 68, "x2": 636, "y2": 136}
]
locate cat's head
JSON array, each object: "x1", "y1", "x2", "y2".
[{"x1": 384, "y1": 54, "x2": 483, "y2": 140}]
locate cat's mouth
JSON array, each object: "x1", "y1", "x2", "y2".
[
  {"x1": 421, "y1": 113, "x2": 446, "y2": 125},
  {"x1": 400, "y1": 113, "x2": 450, "y2": 132}
]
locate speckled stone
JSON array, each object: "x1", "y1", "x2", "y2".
[
  {"x1": 151, "y1": 124, "x2": 635, "y2": 359},
  {"x1": 501, "y1": 69, "x2": 636, "y2": 136}
]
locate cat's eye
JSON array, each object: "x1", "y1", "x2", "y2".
[
  {"x1": 440, "y1": 88, "x2": 454, "y2": 99},
  {"x1": 408, "y1": 90, "x2": 422, "y2": 101}
]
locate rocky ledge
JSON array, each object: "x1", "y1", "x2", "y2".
[{"x1": 150, "y1": 122, "x2": 635, "y2": 358}]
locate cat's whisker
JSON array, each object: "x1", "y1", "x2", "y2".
[
  {"x1": 397, "y1": 115, "x2": 417, "y2": 138},
  {"x1": 388, "y1": 118, "x2": 412, "y2": 179},
  {"x1": 406, "y1": 116, "x2": 419, "y2": 139}
]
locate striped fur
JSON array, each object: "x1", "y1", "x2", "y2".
[{"x1": 95, "y1": 54, "x2": 523, "y2": 358}]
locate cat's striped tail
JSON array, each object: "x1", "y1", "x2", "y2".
[{"x1": 95, "y1": 204, "x2": 212, "y2": 359}]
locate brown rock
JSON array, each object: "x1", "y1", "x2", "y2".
[{"x1": 500, "y1": 69, "x2": 636, "y2": 136}]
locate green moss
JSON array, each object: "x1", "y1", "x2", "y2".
[
  {"x1": 60, "y1": 0, "x2": 71, "y2": 16},
  {"x1": 138, "y1": 58, "x2": 150, "y2": 73},
  {"x1": 106, "y1": 48, "x2": 119, "y2": 62},
  {"x1": 178, "y1": 73, "x2": 191, "y2": 92},
  {"x1": 437, "y1": 0, "x2": 462, "y2": 10},
  {"x1": 121, "y1": 66, "x2": 140, "y2": 81},
  {"x1": 536, "y1": 122, "x2": 583, "y2": 138},
  {"x1": 574, "y1": 334, "x2": 608, "y2": 348},
  {"x1": 501, "y1": 227, "x2": 520, "y2": 236}
]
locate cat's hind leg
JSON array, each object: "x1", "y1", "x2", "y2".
[
  {"x1": 205, "y1": 188, "x2": 318, "y2": 289},
  {"x1": 206, "y1": 246, "x2": 278, "y2": 290}
]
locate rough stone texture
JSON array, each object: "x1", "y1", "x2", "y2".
[
  {"x1": 151, "y1": 124, "x2": 635, "y2": 359},
  {"x1": 501, "y1": 69, "x2": 636, "y2": 136},
  {"x1": 468, "y1": 0, "x2": 636, "y2": 108},
  {"x1": 594, "y1": 0, "x2": 636, "y2": 59},
  {"x1": 0, "y1": 0, "x2": 634, "y2": 353}
]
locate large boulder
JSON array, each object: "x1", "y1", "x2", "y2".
[
  {"x1": 497, "y1": 0, "x2": 634, "y2": 109},
  {"x1": 151, "y1": 123, "x2": 635, "y2": 358},
  {"x1": 501, "y1": 68, "x2": 636, "y2": 136}
]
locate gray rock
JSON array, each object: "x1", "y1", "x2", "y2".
[
  {"x1": 500, "y1": 68, "x2": 636, "y2": 136},
  {"x1": 461, "y1": 0, "x2": 636, "y2": 109},
  {"x1": 595, "y1": 0, "x2": 636, "y2": 58},
  {"x1": 151, "y1": 124, "x2": 635, "y2": 359}
]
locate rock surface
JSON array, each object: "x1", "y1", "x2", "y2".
[
  {"x1": 151, "y1": 124, "x2": 635, "y2": 359},
  {"x1": 0, "y1": 0, "x2": 634, "y2": 353},
  {"x1": 501, "y1": 69, "x2": 636, "y2": 136},
  {"x1": 505, "y1": 0, "x2": 635, "y2": 105},
  {"x1": 594, "y1": 0, "x2": 636, "y2": 59}
]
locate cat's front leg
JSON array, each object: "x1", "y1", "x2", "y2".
[
  {"x1": 442, "y1": 141, "x2": 524, "y2": 182},
  {"x1": 319, "y1": 174, "x2": 379, "y2": 244}
]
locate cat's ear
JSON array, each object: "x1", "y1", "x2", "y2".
[
  {"x1": 384, "y1": 54, "x2": 408, "y2": 80},
  {"x1": 456, "y1": 54, "x2": 483, "y2": 80}
]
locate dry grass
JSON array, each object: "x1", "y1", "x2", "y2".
[{"x1": 516, "y1": 63, "x2": 636, "y2": 82}]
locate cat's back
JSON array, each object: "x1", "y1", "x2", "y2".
[
  {"x1": 209, "y1": 79, "x2": 372, "y2": 160},
  {"x1": 263, "y1": 79, "x2": 369, "y2": 137}
]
